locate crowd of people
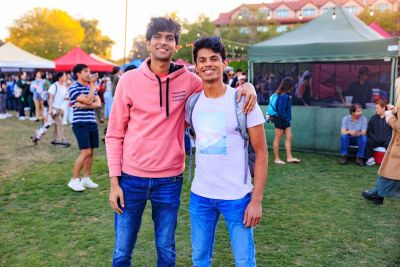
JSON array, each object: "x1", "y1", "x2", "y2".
[{"x1": 0, "y1": 15, "x2": 399, "y2": 266}]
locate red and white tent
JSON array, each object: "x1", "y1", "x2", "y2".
[{"x1": 54, "y1": 47, "x2": 114, "y2": 72}]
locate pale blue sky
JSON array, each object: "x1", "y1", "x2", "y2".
[{"x1": 0, "y1": 0, "x2": 264, "y2": 59}]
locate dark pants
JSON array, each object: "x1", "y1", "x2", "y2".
[
  {"x1": 28, "y1": 94, "x2": 35, "y2": 117},
  {"x1": 365, "y1": 138, "x2": 391, "y2": 159},
  {"x1": 6, "y1": 95, "x2": 15, "y2": 111},
  {"x1": 18, "y1": 97, "x2": 25, "y2": 117}
]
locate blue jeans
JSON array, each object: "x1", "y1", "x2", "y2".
[
  {"x1": 340, "y1": 134, "x2": 367, "y2": 158},
  {"x1": 369, "y1": 176, "x2": 400, "y2": 197},
  {"x1": 112, "y1": 172, "x2": 183, "y2": 267},
  {"x1": 103, "y1": 91, "x2": 113, "y2": 119},
  {"x1": 189, "y1": 192, "x2": 256, "y2": 267}
]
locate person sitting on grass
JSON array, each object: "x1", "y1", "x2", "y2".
[
  {"x1": 339, "y1": 103, "x2": 367, "y2": 166},
  {"x1": 364, "y1": 99, "x2": 392, "y2": 166}
]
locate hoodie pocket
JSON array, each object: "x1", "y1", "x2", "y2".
[{"x1": 133, "y1": 137, "x2": 183, "y2": 170}]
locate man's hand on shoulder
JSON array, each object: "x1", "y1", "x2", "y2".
[{"x1": 237, "y1": 82, "x2": 257, "y2": 113}]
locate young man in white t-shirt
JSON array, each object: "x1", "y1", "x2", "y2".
[
  {"x1": 186, "y1": 36, "x2": 268, "y2": 266},
  {"x1": 48, "y1": 72, "x2": 70, "y2": 147}
]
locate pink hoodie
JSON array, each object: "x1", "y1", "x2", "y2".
[{"x1": 105, "y1": 58, "x2": 202, "y2": 178}]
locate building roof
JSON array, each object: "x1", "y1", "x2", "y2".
[{"x1": 213, "y1": 0, "x2": 397, "y2": 26}]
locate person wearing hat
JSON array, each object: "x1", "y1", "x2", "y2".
[{"x1": 343, "y1": 66, "x2": 372, "y2": 108}]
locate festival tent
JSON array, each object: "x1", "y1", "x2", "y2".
[
  {"x1": 0, "y1": 42, "x2": 55, "y2": 69},
  {"x1": 369, "y1": 22, "x2": 392, "y2": 38},
  {"x1": 248, "y1": 7, "x2": 398, "y2": 64},
  {"x1": 89, "y1": 53, "x2": 116, "y2": 66},
  {"x1": 54, "y1": 47, "x2": 114, "y2": 72},
  {"x1": 247, "y1": 7, "x2": 399, "y2": 153}
]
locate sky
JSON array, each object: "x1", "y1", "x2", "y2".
[{"x1": 0, "y1": 0, "x2": 265, "y2": 60}]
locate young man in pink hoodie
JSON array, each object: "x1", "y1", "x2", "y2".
[{"x1": 105, "y1": 17, "x2": 257, "y2": 266}]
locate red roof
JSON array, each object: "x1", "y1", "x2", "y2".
[
  {"x1": 54, "y1": 47, "x2": 114, "y2": 72},
  {"x1": 213, "y1": 0, "x2": 398, "y2": 26},
  {"x1": 369, "y1": 22, "x2": 392, "y2": 38}
]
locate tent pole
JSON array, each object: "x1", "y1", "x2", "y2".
[
  {"x1": 248, "y1": 61, "x2": 254, "y2": 83},
  {"x1": 390, "y1": 57, "x2": 398, "y2": 105}
]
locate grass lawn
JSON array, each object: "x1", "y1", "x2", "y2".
[{"x1": 1, "y1": 117, "x2": 399, "y2": 266}]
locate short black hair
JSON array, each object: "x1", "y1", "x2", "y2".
[
  {"x1": 236, "y1": 69, "x2": 243, "y2": 73},
  {"x1": 124, "y1": 64, "x2": 137, "y2": 73},
  {"x1": 54, "y1": 72, "x2": 65, "y2": 82},
  {"x1": 349, "y1": 103, "x2": 362, "y2": 114},
  {"x1": 112, "y1": 66, "x2": 120, "y2": 74},
  {"x1": 193, "y1": 36, "x2": 226, "y2": 63},
  {"x1": 223, "y1": 72, "x2": 228, "y2": 84},
  {"x1": 72, "y1": 64, "x2": 89, "y2": 77},
  {"x1": 146, "y1": 17, "x2": 181, "y2": 44}
]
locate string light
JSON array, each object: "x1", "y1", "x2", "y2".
[
  {"x1": 332, "y1": 7, "x2": 336, "y2": 19},
  {"x1": 369, "y1": 8, "x2": 374, "y2": 16},
  {"x1": 267, "y1": 11, "x2": 271, "y2": 20},
  {"x1": 299, "y1": 10, "x2": 303, "y2": 20}
]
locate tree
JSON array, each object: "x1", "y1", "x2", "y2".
[
  {"x1": 79, "y1": 19, "x2": 114, "y2": 59},
  {"x1": 7, "y1": 8, "x2": 84, "y2": 59},
  {"x1": 173, "y1": 15, "x2": 215, "y2": 62},
  {"x1": 358, "y1": 8, "x2": 400, "y2": 34},
  {"x1": 129, "y1": 35, "x2": 148, "y2": 61}
]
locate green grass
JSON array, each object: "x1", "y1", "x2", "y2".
[{"x1": 1, "y1": 117, "x2": 399, "y2": 266}]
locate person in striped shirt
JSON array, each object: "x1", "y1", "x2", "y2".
[{"x1": 67, "y1": 64, "x2": 101, "y2": 192}]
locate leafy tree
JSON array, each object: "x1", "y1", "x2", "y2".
[
  {"x1": 7, "y1": 8, "x2": 84, "y2": 59},
  {"x1": 173, "y1": 15, "x2": 215, "y2": 62},
  {"x1": 129, "y1": 35, "x2": 148, "y2": 61},
  {"x1": 79, "y1": 19, "x2": 114, "y2": 59},
  {"x1": 358, "y1": 8, "x2": 400, "y2": 34}
]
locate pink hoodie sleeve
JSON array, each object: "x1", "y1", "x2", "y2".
[{"x1": 105, "y1": 74, "x2": 132, "y2": 177}]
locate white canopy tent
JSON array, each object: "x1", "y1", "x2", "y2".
[
  {"x1": 0, "y1": 42, "x2": 54, "y2": 70},
  {"x1": 89, "y1": 53, "x2": 116, "y2": 66}
]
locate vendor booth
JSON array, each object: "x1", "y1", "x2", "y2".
[
  {"x1": 54, "y1": 47, "x2": 114, "y2": 72},
  {"x1": 0, "y1": 42, "x2": 55, "y2": 72},
  {"x1": 248, "y1": 7, "x2": 399, "y2": 153}
]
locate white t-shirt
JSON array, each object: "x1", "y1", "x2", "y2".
[
  {"x1": 189, "y1": 86, "x2": 265, "y2": 200},
  {"x1": 48, "y1": 82, "x2": 67, "y2": 109}
]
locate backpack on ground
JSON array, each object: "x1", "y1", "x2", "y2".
[{"x1": 185, "y1": 90, "x2": 255, "y2": 184}]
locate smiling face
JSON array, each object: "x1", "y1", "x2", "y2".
[
  {"x1": 195, "y1": 48, "x2": 227, "y2": 84},
  {"x1": 147, "y1": 31, "x2": 177, "y2": 62}
]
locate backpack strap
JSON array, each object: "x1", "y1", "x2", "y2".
[
  {"x1": 185, "y1": 91, "x2": 202, "y2": 181},
  {"x1": 234, "y1": 90, "x2": 250, "y2": 184}
]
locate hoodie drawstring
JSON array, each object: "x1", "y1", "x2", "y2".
[
  {"x1": 155, "y1": 75, "x2": 170, "y2": 119},
  {"x1": 156, "y1": 75, "x2": 162, "y2": 112},
  {"x1": 166, "y1": 78, "x2": 170, "y2": 118}
]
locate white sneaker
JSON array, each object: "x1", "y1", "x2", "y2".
[
  {"x1": 366, "y1": 157, "x2": 376, "y2": 166},
  {"x1": 6, "y1": 113, "x2": 13, "y2": 118},
  {"x1": 0, "y1": 114, "x2": 6, "y2": 119},
  {"x1": 81, "y1": 177, "x2": 99, "y2": 189},
  {"x1": 68, "y1": 178, "x2": 85, "y2": 192},
  {"x1": 18, "y1": 116, "x2": 26, "y2": 121},
  {"x1": 29, "y1": 116, "x2": 37, "y2": 121}
]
